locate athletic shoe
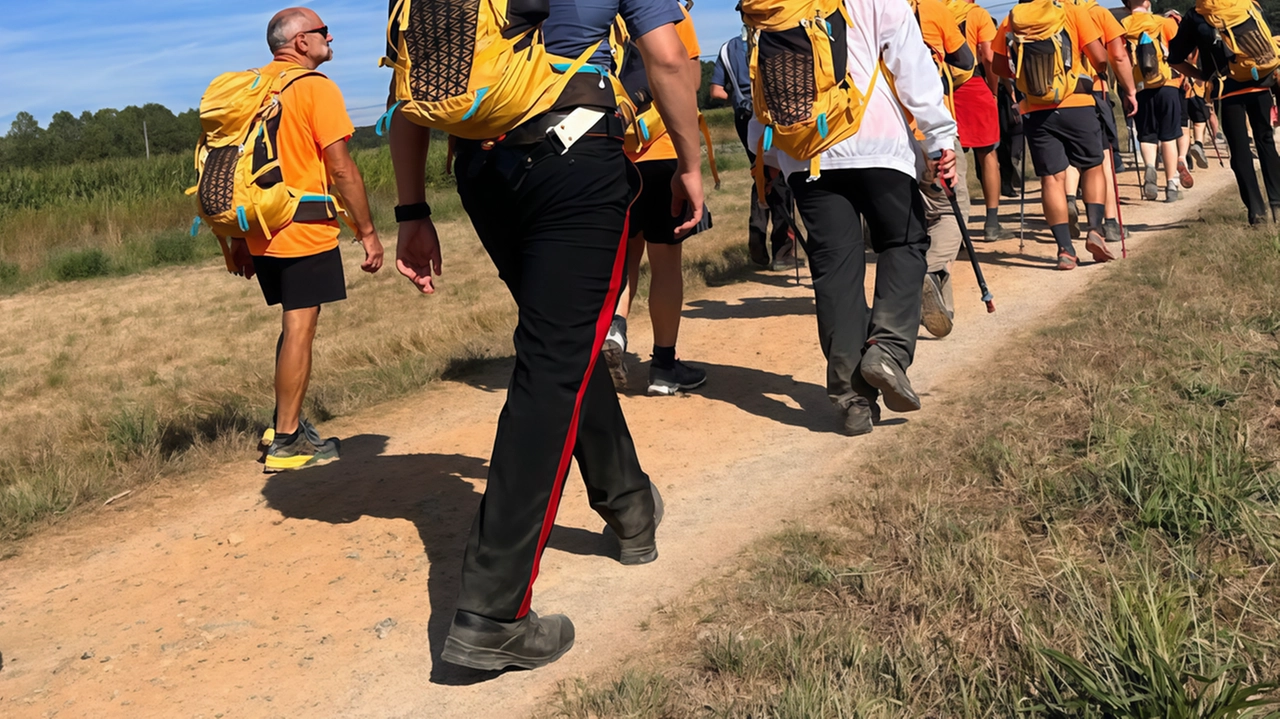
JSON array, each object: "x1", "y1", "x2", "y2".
[
  {"x1": 842, "y1": 396, "x2": 875, "y2": 436},
  {"x1": 441, "y1": 609, "x2": 575, "y2": 671},
  {"x1": 748, "y1": 231, "x2": 769, "y2": 268},
  {"x1": 1190, "y1": 142, "x2": 1208, "y2": 169},
  {"x1": 1057, "y1": 251, "x2": 1079, "y2": 271},
  {"x1": 859, "y1": 343, "x2": 920, "y2": 413},
  {"x1": 982, "y1": 215, "x2": 1008, "y2": 241},
  {"x1": 1085, "y1": 229, "x2": 1116, "y2": 263},
  {"x1": 1001, "y1": 179, "x2": 1017, "y2": 198},
  {"x1": 1178, "y1": 160, "x2": 1195, "y2": 189},
  {"x1": 614, "y1": 481, "x2": 663, "y2": 565},
  {"x1": 1066, "y1": 197, "x2": 1081, "y2": 239},
  {"x1": 1143, "y1": 166, "x2": 1159, "y2": 201},
  {"x1": 1114, "y1": 154, "x2": 1127, "y2": 173},
  {"x1": 260, "y1": 414, "x2": 320, "y2": 449},
  {"x1": 921, "y1": 272, "x2": 953, "y2": 339},
  {"x1": 264, "y1": 428, "x2": 340, "y2": 473},
  {"x1": 603, "y1": 315, "x2": 628, "y2": 391},
  {"x1": 1104, "y1": 219, "x2": 1122, "y2": 244},
  {"x1": 770, "y1": 239, "x2": 806, "y2": 271},
  {"x1": 647, "y1": 359, "x2": 707, "y2": 396},
  {"x1": 1166, "y1": 184, "x2": 1181, "y2": 203}
]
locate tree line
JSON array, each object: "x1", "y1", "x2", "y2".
[{"x1": 1, "y1": 105, "x2": 202, "y2": 170}]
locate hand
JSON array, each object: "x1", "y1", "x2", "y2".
[
  {"x1": 395, "y1": 218, "x2": 442, "y2": 294},
  {"x1": 230, "y1": 238, "x2": 255, "y2": 280},
  {"x1": 1121, "y1": 89, "x2": 1138, "y2": 118},
  {"x1": 359, "y1": 231, "x2": 384, "y2": 273},
  {"x1": 929, "y1": 149, "x2": 958, "y2": 190},
  {"x1": 671, "y1": 167, "x2": 705, "y2": 236}
]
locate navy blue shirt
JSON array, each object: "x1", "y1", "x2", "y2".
[
  {"x1": 1168, "y1": 9, "x2": 1270, "y2": 98},
  {"x1": 710, "y1": 34, "x2": 751, "y2": 111},
  {"x1": 543, "y1": 0, "x2": 685, "y2": 68}
]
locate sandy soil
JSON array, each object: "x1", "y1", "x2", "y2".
[{"x1": 0, "y1": 161, "x2": 1235, "y2": 718}]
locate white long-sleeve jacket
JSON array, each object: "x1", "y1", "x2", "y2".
[{"x1": 767, "y1": 0, "x2": 957, "y2": 181}]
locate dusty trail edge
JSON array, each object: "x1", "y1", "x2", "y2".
[{"x1": 0, "y1": 167, "x2": 1233, "y2": 718}]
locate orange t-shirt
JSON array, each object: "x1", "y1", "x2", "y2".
[
  {"x1": 917, "y1": 0, "x2": 968, "y2": 66},
  {"x1": 247, "y1": 61, "x2": 355, "y2": 258},
  {"x1": 627, "y1": 5, "x2": 700, "y2": 163},
  {"x1": 994, "y1": 0, "x2": 1102, "y2": 114},
  {"x1": 963, "y1": 2, "x2": 997, "y2": 53},
  {"x1": 1082, "y1": 0, "x2": 1124, "y2": 91},
  {"x1": 1123, "y1": 12, "x2": 1182, "y2": 90}
]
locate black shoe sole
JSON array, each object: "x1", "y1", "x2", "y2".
[
  {"x1": 603, "y1": 340, "x2": 626, "y2": 391},
  {"x1": 440, "y1": 635, "x2": 574, "y2": 671}
]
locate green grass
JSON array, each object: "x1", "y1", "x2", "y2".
[{"x1": 546, "y1": 192, "x2": 1280, "y2": 718}]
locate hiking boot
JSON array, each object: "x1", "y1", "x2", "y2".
[
  {"x1": 842, "y1": 396, "x2": 876, "y2": 436},
  {"x1": 983, "y1": 215, "x2": 1008, "y2": 241},
  {"x1": 1190, "y1": 142, "x2": 1209, "y2": 169},
  {"x1": 1104, "y1": 219, "x2": 1122, "y2": 244},
  {"x1": 1177, "y1": 160, "x2": 1195, "y2": 189},
  {"x1": 1001, "y1": 179, "x2": 1017, "y2": 198},
  {"x1": 263, "y1": 427, "x2": 340, "y2": 473},
  {"x1": 859, "y1": 343, "x2": 920, "y2": 413},
  {"x1": 1085, "y1": 229, "x2": 1116, "y2": 263},
  {"x1": 647, "y1": 359, "x2": 707, "y2": 396},
  {"x1": 770, "y1": 239, "x2": 806, "y2": 271},
  {"x1": 748, "y1": 231, "x2": 769, "y2": 268},
  {"x1": 603, "y1": 315, "x2": 628, "y2": 391},
  {"x1": 921, "y1": 272, "x2": 954, "y2": 339},
  {"x1": 606, "y1": 481, "x2": 664, "y2": 565},
  {"x1": 1143, "y1": 166, "x2": 1159, "y2": 201},
  {"x1": 1066, "y1": 197, "x2": 1081, "y2": 239},
  {"x1": 441, "y1": 609, "x2": 575, "y2": 671},
  {"x1": 1057, "y1": 251, "x2": 1079, "y2": 271},
  {"x1": 1166, "y1": 184, "x2": 1181, "y2": 203}
]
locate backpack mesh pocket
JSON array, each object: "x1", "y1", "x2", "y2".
[
  {"x1": 406, "y1": 0, "x2": 480, "y2": 102},
  {"x1": 1231, "y1": 17, "x2": 1276, "y2": 64},
  {"x1": 1021, "y1": 32, "x2": 1069, "y2": 98},
  {"x1": 758, "y1": 27, "x2": 816, "y2": 127},
  {"x1": 1136, "y1": 36, "x2": 1162, "y2": 83},
  {"x1": 199, "y1": 146, "x2": 239, "y2": 217}
]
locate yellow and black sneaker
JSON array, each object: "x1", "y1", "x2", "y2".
[{"x1": 263, "y1": 425, "x2": 340, "y2": 473}]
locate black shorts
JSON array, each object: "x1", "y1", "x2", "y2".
[
  {"x1": 630, "y1": 159, "x2": 712, "y2": 244},
  {"x1": 1093, "y1": 91, "x2": 1119, "y2": 151},
  {"x1": 1187, "y1": 95, "x2": 1210, "y2": 124},
  {"x1": 1023, "y1": 105, "x2": 1106, "y2": 176},
  {"x1": 1135, "y1": 86, "x2": 1183, "y2": 143},
  {"x1": 252, "y1": 246, "x2": 347, "y2": 311}
]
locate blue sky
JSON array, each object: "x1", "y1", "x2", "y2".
[{"x1": 0, "y1": 0, "x2": 1090, "y2": 132}]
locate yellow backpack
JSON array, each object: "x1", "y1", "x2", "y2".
[
  {"x1": 742, "y1": 0, "x2": 879, "y2": 201},
  {"x1": 608, "y1": 18, "x2": 720, "y2": 187},
  {"x1": 379, "y1": 0, "x2": 605, "y2": 139},
  {"x1": 1197, "y1": 0, "x2": 1280, "y2": 83},
  {"x1": 188, "y1": 66, "x2": 344, "y2": 260},
  {"x1": 942, "y1": 0, "x2": 979, "y2": 87},
  {"x1": 1122, "y1": 12, "x2": 1173, "y2": 89},
  {"x1": 1006, "y1": 0, "x2": 1089, "y2": 104}
]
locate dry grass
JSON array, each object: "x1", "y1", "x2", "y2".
[
  {"x1": 546, "y1": 192, "x2": 1280, "y2": 718},
  {"x1": 0, "y1": 114, "x2": 755, "y2": 541}
]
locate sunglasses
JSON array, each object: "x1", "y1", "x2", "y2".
[{"x1": 299, "y1": 25, "x2": 329, "y2": 38}]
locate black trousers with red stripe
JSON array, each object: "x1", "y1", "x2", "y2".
[{"x1": 453, "y1": 131, "x2": 654, "y2": 621}]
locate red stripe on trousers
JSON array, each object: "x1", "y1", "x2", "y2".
[{"x1": 517, "y1": 199, "x2": 635, "y2": 618}]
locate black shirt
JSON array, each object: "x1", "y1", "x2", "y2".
[{"x1": 1168, "y1": 9, "x2": 1272, "y2": 98}]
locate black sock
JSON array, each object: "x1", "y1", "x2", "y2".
[
  {"x1": 652, "y1": 345, "x2": 676, "y2": 370},
  {"x1": 1085, "y1": 203, "x2": 1105, "y2": 232},
  {"x1": 275, "y1": 427, "x2": 299, "y2": 446},
  {"x1": 1051, "y1": 223, "x2": 1074, "y2": 254},
  {"x1": 985, "y1": 207, "x2": 1000, "y2": 223}
]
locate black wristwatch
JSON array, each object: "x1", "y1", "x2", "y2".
[{"x1": 394, "y1": 202, "x2": 432, "y2": 222}]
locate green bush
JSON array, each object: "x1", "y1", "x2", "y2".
[
  {"x1": 151, "y1": 232, "x2": 198, "y2": 265},
  {"x1": 0, "y1": 260, "x2": 19, "y2": 286},
  {"x1": 52, "y1": 248, "x2": 111, "y2": 281}
]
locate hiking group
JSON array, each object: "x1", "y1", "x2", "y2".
[{"x1": 189, "y1": 0, "x2": 1280, "y2": 673}]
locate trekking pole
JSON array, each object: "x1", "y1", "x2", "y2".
[
  {"x1": 1127, "y1": 119, "x2": 1144, "y2": 188},
  {"x1": 934, "y1": 153, "x2": 995, "y2": 313},
  {"x1": 1018, "y1": 140, "x2": 1027, "y2": 254},
  {"x1": 1109, "y1": 158, "x2": 1129, "y2": 259}
]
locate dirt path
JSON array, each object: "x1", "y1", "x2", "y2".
[{"x1": 0, "y1": 163, "x2": 1234, "y2": 718}]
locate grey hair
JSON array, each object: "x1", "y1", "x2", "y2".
[{"x1": 267, "y1": 10, "x2": 306, "y2": 52}]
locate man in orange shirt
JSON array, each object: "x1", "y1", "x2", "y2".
[
  {"x1": 1122, "y1": 0, "x2": 1185, "y2": 202},
  {"x1": 605, "y1": 2, "x2": 709, "y2": 397},
  {"x1": 994, "y1": 0, "x2": 1137, "y2": 270},
  {"x1": 949, "y1": 0, "x2": 1006, "y2": 241},
  {"x1": 229, "y1": 7, "x2": 383, "y2": 472}
]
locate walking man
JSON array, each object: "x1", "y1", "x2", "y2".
[
  {"x1": 389, "y1": 0, "x2": 704, "y2": 670},
  {"x1": 710, "y1": 21, "x2": 802, "y2": 269},
  {"x1": 948, "y1": 0, "x2": 1007, "y2": 240},
  {"x1": 230, "y1": 7, "x2": 383, "y2": 472},
  {"x1": 1122, "y1": 0, "x2": 1186, "y2": 202}
]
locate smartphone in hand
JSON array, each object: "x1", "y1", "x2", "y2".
[{"x1": 673, "y1": 202, "x2": 713, "y2": 241}]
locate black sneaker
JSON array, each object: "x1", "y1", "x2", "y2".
[
  {"x1": 264, "y1": 426, "x2": 340, "y2": 473},
  {"x1": 1104, "y1": 219, "x2": 1122, "y2": 244},
  {"x1": 604, "y1": 481, "x2": 664, "y2": 565},
  {"x1": 1190, "y1": 142, "x2": 1209, "y2": 169},
  {"x1": 440, "y1": 610, "x2": 575, "y2": 671},
  {"x1": 982, "y1": 215, "x2": 1008, "y2": 241},
  {"x1": 921, "y1": 272, "x2": 953, "y2": 339},
  {"x1": 770, "y1": 238, "x2": 806, "y2": 271},
  {"x1": 1143, "y1": 166, "x2": 1159, "y2": 201},
  {"x1": 842, "y1": 396, "x2": 877, "y2": 436},
  {"x1": 602, "y1": 315, "x2": 628, "y2": 391},
  {"x1": 859, "y1": 343, "x2": 920, "y2": 413},
  {"x1": 647, "y1": 360, "x2": 707, "y2": 396},
  {"x1": 748, "y1": 231, "x2": 769, "y2": 268},
  {"x1": 1001, "y1": 179, "x2": 1017, "y2": 198}
]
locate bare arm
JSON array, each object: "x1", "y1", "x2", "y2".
[
  {"x1": 389, "y1": 108, "x2": 442, "y2": 293},
  {"x1": 634, "y1": 23, "x2": 705, "y2": 233},
  {"x1": 324, "y1": 139, "x2": 383, "y2": 273},
  {"x1": 710, "y1": 83, "x2": 729, "y2": 101},
  {"x1": 1087, "y1": 37, "x2": 1137, "y2": 116},
  {"x1": 978, "y1": 40, "x2": 997, "y2": 91}
]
